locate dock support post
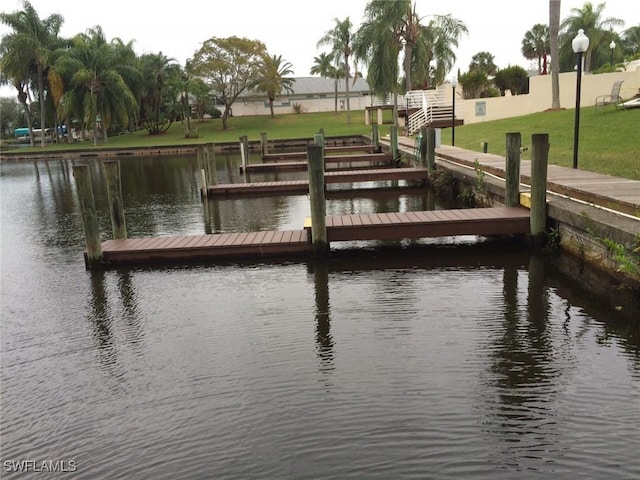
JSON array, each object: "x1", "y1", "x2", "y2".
[
  {"x1": 260, "y1": 132, "x2": 268, "y2": 158},
  {"x1": 505, "y1": 132, "x2": 521, "y2": 207},
  {"x1": 530, "y1": 133, "x2": 549, "y2": 243},
  {"x1": 239, "y1": 135, "x2": 249, "y2": 181},
  {"x1": 390, "y1": 125, "x2": 399, "y2": 163},
  {"x1": 371, "y1": 125, "x2": 381, "y2": 153},
  {"x1": 207, "y1": 143, "x2": 217, "y2": 186},
  {"x1": 307, "y1": 144, "x2": 327, "y2": 256},
  {"x1": 419, "y1": 126, "x2": 427, "y2": 168},
  {"x1": 72, "y1": 164, "x2": 102, "y2": 269},
  {"x1": 103, "y1": 160, "x2": 127, "y2": 239},
  {"x1": 426, "y1": 128, "x2": 436, "y2": 173}
]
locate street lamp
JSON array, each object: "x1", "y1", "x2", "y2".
[
  {"x1": 451, "y1": 79, "x2": 457, "y2": 146},
  {"x1": 572, "y1": 29, "x2": 589, "y2": 169},
  {"x1": 609, "y1": 40, "x2": 616, "y2": 66}
]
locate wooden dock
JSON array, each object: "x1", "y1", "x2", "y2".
[
  {"x1": 208, "y1": 167, "x2": 428, "y2": 197},
  {"x1": 98, "y1": 207, "x2": 530, "y2": 266},
  {"x1": 262, "y1": 144, "x2": 376, "y2": 161},
  {"x1": 242, "y1": 153, "x2": 395, "y2": 173},
  {"x1": 308, "y1": 207, "x2": 531, "y2": 242}
]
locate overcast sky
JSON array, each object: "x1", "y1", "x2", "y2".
[{"x1": 1, "y1": 0, "x2": 638, "y2": 98}]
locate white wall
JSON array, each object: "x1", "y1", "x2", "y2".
[
  {"x1": 462, "y1": 66, "x2": 640, "y2": 124},
  {"x1": 231, "y1": 94, "x2": 373, "y2": 116}
]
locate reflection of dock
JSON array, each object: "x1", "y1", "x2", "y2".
[{"x1": 99, "y1": 207, "x2": 530, "y2": 266}]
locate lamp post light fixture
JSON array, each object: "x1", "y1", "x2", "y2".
[
  {"x1": 451, "y1": 79, "x2": 457, "y2": 146},
  {"x1": 572, "y1": 29, "x2": 589, "y2": 169},
  {"x1": 610, "y1": 40, "x2": 616, "y2": 66}
]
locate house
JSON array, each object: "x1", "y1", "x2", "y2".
[{"x1": 233, "y1": 76, "x2": 373, "y2": 116}]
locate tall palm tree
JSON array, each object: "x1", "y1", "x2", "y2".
[
  {"x1": 468, "y1": 51, "x2": 498, "y2": 76},
  {"x1": 0, "y1": 1, "x2": 63, "y2": 146},
  {"x1": 53, "y1": 26, "x2": 137, "y2": 146},
  {"x1": 257, "y1": 54, "x2": 294, "y2": 118},
  {"x1": 310, "y1": 53, "x2": 343, "y2": 113},
  {"x1": 560, "y1": 2, "x2": 624, "y2": 72},
  {"x1": 549, "y1": 0, "x2": 561, "y2": 109},
  {"x1": 317, "y1": 17, "x2": 356, "y2": 124},
  {"x1": 620, "y1": 25, "x2": 640, "y2": 58},
  {"x1": 522, "y1": 24, "x2": 550, "y2": 74}
]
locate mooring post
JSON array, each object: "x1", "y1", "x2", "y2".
[
  {"x1": 103, "y1": 160, "x2": 127, "y2": 239},
  {"x1": 426, "y1": 128, "x2": 436, "y2": 173},
  {"x1": 505, "y1": 132, "x2": 521, "y2": 207},
  {"x1": 419, "y1": 126, "x2": 428, "y2": 168},
  {"x1": 72, "y1": 164, "x2": 102, "y2": 268},
  {"x1": 372, "y1": 125, "x2": 381, "y2": 153},
  {"x1": 260, "y1": 132, "x2": 268, "y2": 158},
  {"x1": 530, "y1": 133, "x2": 549, "y2": 243},
  {"x1": 481, "y1": 141, "x2": 488, "y2": 153},
  {"x1": 307, "y1": 144, "x2": 327, "y2": 256},
  {"x1": 390, "y1": 125, "x2": 399, "y2": 163},
  {"x1": 207, "y1": 143, "x2": 217, "y2": 186}
]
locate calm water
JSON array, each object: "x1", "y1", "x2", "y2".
[{"x1": 1, "y1": 154, "x2": 639, "y2": 479}]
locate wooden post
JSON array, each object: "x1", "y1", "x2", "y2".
[
  {"x1": 371, "y1": 125, "x2": 381, "y2": 153},
  {"x1": 426, "y1": 128, "x2": 436, "y2": 173},
  {"x1": 103, "y1": 160, "x2": 127, "y2": 239},
  {"x1": 239, "y1": 135, "x2": 249, "y2": 172},
  {"x1": 207, "y1": 143, "x2": 217, "y2": 185},
  {"x1": 419, "y1": 126, "x2": 428, "y2": 168},
  {"x1": 390, "y1": 125, "x2": 399, "y2": 163},
  {"x1": 505, "y1": 132, "x2": 521, "y2": 207},
  {"x1": 482, "y1": 141, "x2": 488, "y2": 153},
  {"x1": 260, "y1": 132, "x2": 268, "y2": 158},
  {"x1": 72, "y1": 164, "x2": 102, "y2": 268},
  {"x1": 314, "y1": 132, "x2": 324, "y2": 148},
  {"x1": 307, "y1": 144, "x2": 327, "y2": 256},
  {"x1": 530, "y1": 133, "x2": 549, "y2": 243}
]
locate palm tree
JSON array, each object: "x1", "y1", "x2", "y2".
[
  {"x1": 0, "y1": 1, "x2": 63, "y2": 146},
  {"x1": 560, "y1": 2, "x2": 624, "y2": 72},
  {"x1": 549, "y1": 0, "x2": 561, "y2": 109},
  {"x1": 53, "y1": 26, "x2": 137, "y2": 146},
  {"x1": 310, "y1": 53, "x2": 343, "y2": 113},
  {"x1": 138, "y1": 52, "x2": 179, "y2": 134},
  {"x1": 620, "y1": 25, "x2": 640, "y2": 58},
  {"x1": 317, "y1": 17, "x2": 356, "y2": 124},
  {"x1": 468, "y1": 51, "x2": 498, "y2": 77},
  {"x1": 257, "y1": 54, "x2": 294, "y2": 118},
  {"x1": 522, "y1": 24, "x2": 550, "y2": 74}
]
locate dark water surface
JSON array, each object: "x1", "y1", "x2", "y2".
[{"x1": 1, "y1": 154, "x2": 639, "y2": 479}]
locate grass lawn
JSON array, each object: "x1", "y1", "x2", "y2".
[{"x1": 3, "y1": 106, "x2": 639, "y2": 180}]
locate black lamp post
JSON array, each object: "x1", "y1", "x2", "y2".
[
  {"x1": 610, "y1": 40, "x2": 616, "y2": 67},
  {"x1": 572, "y1": 29, "x2": 589, "y2": 170},
  {"x1": 451, "y1": 79, "x2": 456, "y2": 146}
]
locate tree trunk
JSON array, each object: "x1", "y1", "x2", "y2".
[
  {"x1": 344, "y1": 57, "x2": 351, "y2": 124},
  {"x1": 334, "y1": 79, "x2": 338, "y2": 113},
  {"x1": 403, "y1": 43, "x2": 414, "y2": 93},
  {"x1": 37, "y1": 64, "x2": 46, "y2": 148},
  {"x1": 269, "y1": 98, "x2": 275, "y2": 118},
  {"x1": 222, "y1": 105, "x2": 231, "y2": 129},
  {"x1": 550, "y1": 0, "x2": 561, "y2": 108}
]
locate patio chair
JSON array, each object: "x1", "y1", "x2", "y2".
[{"x1": 595, "y1": 80, "x2": 623, "y2": 111}]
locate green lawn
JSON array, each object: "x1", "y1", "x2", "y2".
[{"x1": 3, "y1": 106, "x2": 639, "y2": 180}]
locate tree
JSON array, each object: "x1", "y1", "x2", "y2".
[
  {"x1": 257, "y1": 54, "x2": 294, "y2": 118},
  {"x1": 458, "y1": 70, "x2": 489, "y2": 99},
  {"x1": 188, "y1": 36, "x2": 267, "y2": 129},
  {"x1": 550, "y1": 0, "x2": 561, "y2": 109},
  {"x1": 0, "y1": 1, "x2": 63, "y2": 146},
  {"x1": 522, "y1": 24, "x2": 550, "y2": 74},
  {"x1": 310, "y1": 52, "x2": 343, "y2": 113},
  {"x1": 317, "y1": 17, "x2": 357, "y2": 124},
  {"x1": 560, "y1": 2, "x2": 624, "y2": 72},
  {"x1": 53, "y1": 26, "x2": 138, "y2": 146},
  {"x1": 138, "y1": 52, "x2": 180, "y2": 134},
  {"x1": 621, "y1": 25, "x2": 640, "y2": 59},
  {"x1": 468, "y1": 51, "x2": 498, "y2": 77},
  {"x1": 494, "y1": 66, "x2": 529, "y2": 95},
  {"x1": 0, "y1": 97, "x2": 26, "y2": 136}
]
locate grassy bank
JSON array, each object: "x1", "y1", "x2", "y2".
[{"x1": 3, "y1": 107, "x2": 638, "y2": 180}]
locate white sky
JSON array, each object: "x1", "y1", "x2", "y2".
[{"x1": 1, "y1": 0, "x2": 638, "y2": 98}]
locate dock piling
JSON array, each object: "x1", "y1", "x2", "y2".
[
  {"x1": 307, "y1": 144, "x2": 328, "y2": 256},
  {"x1": 103, "y1": 160, "x2": 127, "y2": 239},
  {"x1": 419, "y1": 126, "x2": 428, "y2": 168},
  {"x1": 390, "y1": 126, "x2": 399, "y2": 163},
  {"x1": 505, "y1": 133, "x2": 521, "y2": 208},
  {"x1": 372, "y1": 125, "x2": 381, "y2": 153},
  {"x1": 207, "y1": 143, "x2": 217, "y2": 186},
  {"x1": 530, "y1": 133, "x2": 549, "y2": 243},
  {"x1": 72, "y1": 164, "x2": 103, "y2": 268},
  {"x1": 260, "y1": 132, "x2": 268, "y2": 158},
  {"x1": 426, "y1": 128, "x2": 436, "y2": 173}
]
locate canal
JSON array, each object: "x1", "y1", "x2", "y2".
[{"x1": 1, "y1": 154, "x2": 639, "y2": 479}]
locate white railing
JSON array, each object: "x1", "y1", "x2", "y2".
[{"x1": 404, "y1": 88, "x2": 463, "y2": 135}]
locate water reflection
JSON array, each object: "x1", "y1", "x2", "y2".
[{"x1": 310, "y1": 260, "x2": 334, "y2": 373}]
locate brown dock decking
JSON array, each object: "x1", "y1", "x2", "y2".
[
  {"x1": 209, "y1": 167, "x2": 428, "y2": 196},
  {"x1": 99, "y1": 207, "x2": 530, "y2": 266},
  {"x1": 307, "y1": 207, "x2": 531, "y2": 242},
  {"x1": 244, "y1": 153, "x2": 394, "y2": 172},
  {"x1": 262, "y1": 144, "x2": 376, "y2": 161},
  {"x1": 101, "y1": 230, "x2": 312, "y2": 264}
]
